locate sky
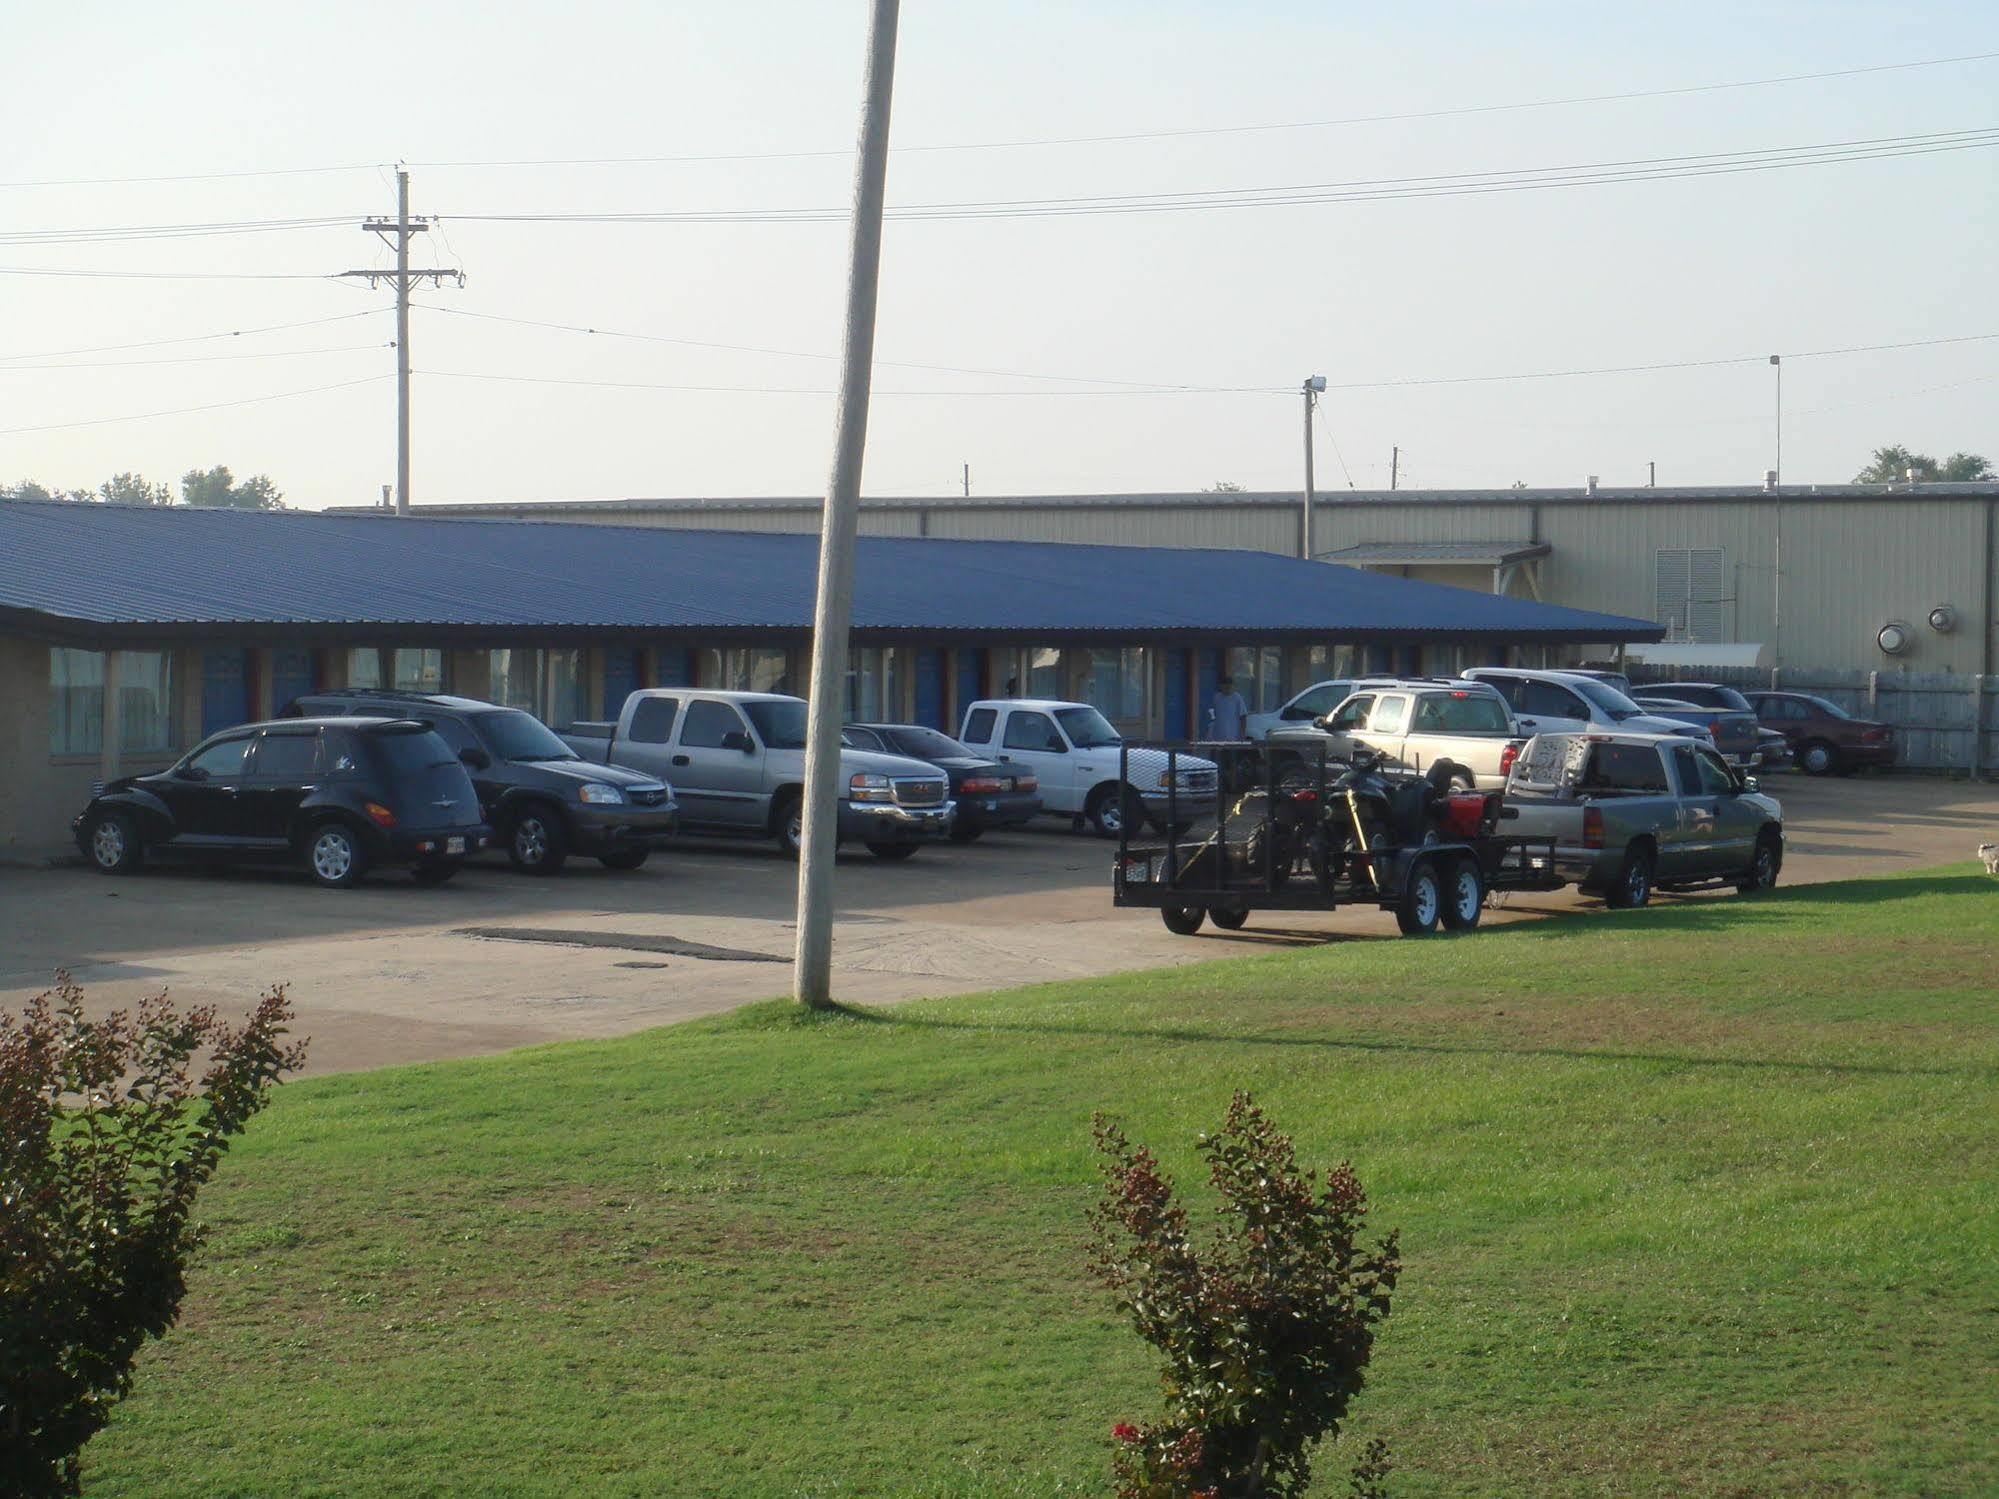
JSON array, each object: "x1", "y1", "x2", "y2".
[{"x1": 3, "y1": 2, "x2": 1996, "y2": 509}]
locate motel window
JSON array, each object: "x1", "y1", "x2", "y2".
[
  {"x1": 49, "y1": 648, "x2": 105, "y2": 756},
  {"x1": 725, "y1": 647, "x2": 791, "y2": 696},
  {"x1": 393, "y1": 647, "x2": 444, "y2": 693},
  {"x1": 1026, "y1": 645, "x2": 1063, "y2": 698},
  {"x1": 846, "y1": 647, "x2": 905, "y2": 722},
  {"x1": 1082, "y1": 647, "x2": 1148, "y2": 723},
  {"x1": 1226, "y1": 645, "x2": 1285, "y2": 713},
  {"x1": 546, "y1": 648, "x2": 586, "y2": 729},
  {"x1": 1306, "y1": 644, "x2": 1358, "y2": 684},
  {"x1": 489, "y1": 649, "x2": 541, "y2": 712},
  {"x1": 116, "y1": 652, "x2": 176, "y2": 755},
  {"x1": 345, "y1": 648, "x2": 384, "y2": 690}
]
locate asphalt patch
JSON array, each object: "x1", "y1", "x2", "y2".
[{"x1": 453, "y1": 927, "x2": 787, "y2": 964}]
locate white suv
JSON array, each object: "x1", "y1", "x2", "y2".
[
  {"x1": 1462, "y1": 667, "x2": 1711, "y2": 742},
  {"x1": 958, "y1": 699, "x2": 1218, "y2": 839}
]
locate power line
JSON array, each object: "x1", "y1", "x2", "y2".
[
  {"x1": 0, "y1": 344, "x2": 389, "y2": 374},
  {"x1": 408, "y1": 50, "x2": 1999, "y2": 167},
  {"x1": 443, "y1": 127, "x2": 1999, "y2": 224},
  {"x1": 0, "y1": 265, "x2": 335, "y2": 281},
  {"x1": 414, "y1": 303, "x2": 1240, "y2": 391},
  {"x1": 419, "y1": 369, "x2": 1284, "y2": 397},
  {"x1": 0, "y1": 309, "x2": 382, "y2": 363},
  {"x1": 0, "y1": 215, "x2": 358, "y2": 247},
  {"x1": 3, "y1": 49, "x2": 1991, "y2": 193},
  {"x1": 0, "y1": 375, "x2": 390, "y2": 436}
]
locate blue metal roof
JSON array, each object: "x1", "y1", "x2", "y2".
[{"x1": 0, "y1": 501, "x2": 1661, "y2": 644}]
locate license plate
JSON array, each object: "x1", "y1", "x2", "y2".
[
  {"x1": 984, "y1": 799, "x2": 998, "y2": 812},
  {"x1": 445, "y1": 837, "x2": 465, "y2": 854}
]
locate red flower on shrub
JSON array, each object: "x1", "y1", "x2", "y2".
[{"x1": 1112, "y1": 1422, "x2": 1140, "y2": 1443}]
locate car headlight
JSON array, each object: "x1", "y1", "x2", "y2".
[
  {"x1": 578, "y1": 783, "x2": 625, "y2": 805},
  {"x1": 848, "y1": 772, "x2": 895, "y2": 804}
]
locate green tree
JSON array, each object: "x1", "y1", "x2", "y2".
[
  {"x1": 2, "y1": 481, "x2": 71, "y2": 503},
  {"x1": 95, "y1": 473, "x2": 173, "y2": 506},
  {"x1": 1852, "y1": 445, "x2": 1994, "y2": 484},
  {"x1": 179, "y1": 466, "x2": 285, "y2": 509}
]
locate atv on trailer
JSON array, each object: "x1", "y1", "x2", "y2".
[{"x1": 1112, "y1": 740, "x2": 1564, "y2": 937}]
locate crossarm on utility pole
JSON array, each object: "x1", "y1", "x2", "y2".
[{"x1": 794, "y1": 0, "x2": 902, "y2": 1009}]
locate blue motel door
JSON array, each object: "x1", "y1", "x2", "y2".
[{"x1": 201, "y1": 649, "x2": 251, "y2": 736}]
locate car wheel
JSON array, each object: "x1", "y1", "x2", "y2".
[
  {"x1": 773, "y1": 792, "x2": 803, "y2": 858},
  {"x1": 1440, "y1": 856, "x2": 1483, "y2": 931},
  {"x1": 867, "y1": 842, "x2": 919, "y2": 861},
  {"x1": 508, "y1": 807, "x2": 569, "y2": 875},
  {"x1": 1209, "y1": 906, "x2": 1250, "y2": 931},
  {"x1": 948, "y1": 824, "x2": 984, "y2": 844},
  {"x1": 306, "y1": 823, "x2": 369, "y2": 889},
  {"x1": 1605, "y1": 846, "x2": 1653, "y2": 909},
  {"x1": 598, "y1": 849, "x2": 649, "y2": 871},
  {"x1": 1160, "y1": 905, "x2": 1206, "y2": 936},
  {"x1": 1086, "y1": 783, "x2": 1136, "y2": 840},
  {"x1": 1737, "y1": 833, "x2": 1782, "y2": 894},
  {"x1": 411, "y1": 860, "x2": 461, "y2": 886},
  {"x1": 84, "y1": 809, "x2": 144, "y2": 875},
  {"x1": 1395, "y1": 859, "x2": 1442, "y2": 936},
  {"x1": 1799, "y1": 740, "x2": 1838, "y2": 776}
]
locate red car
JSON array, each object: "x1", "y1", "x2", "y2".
[{"x1": 1743, "y1": 691, "x2": 1896, "y2": 775}]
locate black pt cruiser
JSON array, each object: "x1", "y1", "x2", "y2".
[{"x1": 72, "y1": 717, "x2": 491, "y2": 889}]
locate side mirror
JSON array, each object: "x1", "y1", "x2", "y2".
[
  {"x1": 176, "y1": 764, "x2": 208, "y2": 782},
  {"x1": 721, "y1": 730, "x2": 754, "y2": 753},
  {"x1": 459, "y1": 747, "x2": 491, "y2": 770},
  {"x1": 1739, "y1": 775, "x2": 1759, "y2": 794}
]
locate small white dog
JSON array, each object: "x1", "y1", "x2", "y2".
[{"x1": 1981, "y1": 843, "x2": 1999, "y2": 876}]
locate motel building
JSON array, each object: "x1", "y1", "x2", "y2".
[{"x1": 0, "y1": 500, "x2": 1660, "y2": 861}]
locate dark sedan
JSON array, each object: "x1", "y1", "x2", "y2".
[
  {"x1": 1743, "y1": 691, "x2": 1896, "y2": 775},
  {"x1": 841, "y1": 723, "x2": 1041, "y2": 842},
  {"x1": 73, "y1": 717, "x2": 490, "y2": 887}
]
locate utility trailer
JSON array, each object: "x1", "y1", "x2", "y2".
[{"x1": 1112, "y1": 740, "x2": 1565, "y2": 937}]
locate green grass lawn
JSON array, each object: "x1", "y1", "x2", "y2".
[{"x1": 80, "y1": 869, "x2": 1999, "y2": 1496}]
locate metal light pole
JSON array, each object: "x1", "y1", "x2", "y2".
[
  {"x1": 1301, "y1": 375, "x2": 1326, "y2": 558},
  {"x1": 795, "y1": 0, "x2": 901, "y2": 1009},
  {"x1": 1770, "y1": 354, "x2": 1784, "y2": 671}
]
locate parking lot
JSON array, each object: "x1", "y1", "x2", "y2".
[{"x1": 2, "y1": 771, "x2": 1994, "y2": 1077}]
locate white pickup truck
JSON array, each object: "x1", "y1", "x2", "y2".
[
  {"x1": 957, "y1": 698, "x2": 1219, "y2": 838},
  {"x1": 1265, "y1": 681, "x2": 1526, "y2": 789},
  {"x1": 564, "y1": 690, "x2": 953, "y2": 859}
]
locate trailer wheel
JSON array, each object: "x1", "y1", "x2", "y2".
[
  {"x1": 1209, "y1": 906, "x2": 1249, "y2": 931},
  {"x1": 1160, "y1": 905, "x2": 1206, "y2": 936},
  {"x1": 1395, "y1": 859, "x2": 1442, "y2": 936},
  {"x1": 1440, "y1": 856, "x2": 1484, "y2": 931}
]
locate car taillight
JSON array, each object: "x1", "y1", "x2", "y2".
[
  {"x1": 1499, "y1": 743, "x2": 1519, "y2": 777},
  {"x1": 960, "y1": 776, "x2": 1003, "y2": 793},
  {"x1": 364, "y1": 801, "x2": 397, "y2": 829},
  {"x1": 1708, "y1": 718, "x2": 1722, "y2": 736},
  {"x1": 1863, "y1": 726, "x2": 1889, "y2": 743},
  {"x1": 1583, "y1": 804, "x2": 1603, "y2": 849},
  {"x1": 1013, "y1": 774, "x2": 1037, "y2": 792}
]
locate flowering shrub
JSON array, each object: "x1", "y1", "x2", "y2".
[
  {"x1": 1089, "y1": 1093, "x2": 1400, "y2": 1499},
  {"x1": 1, "y1": 973, "x2": 306, "y2": 1497}
]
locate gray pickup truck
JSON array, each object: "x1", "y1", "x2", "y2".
[
  {"x1": 564, "y1": 689, "x2": 953, "y2": 859},
  {"x1": 1501, "y1": 731, "x2": 1784, "y2": 908}
]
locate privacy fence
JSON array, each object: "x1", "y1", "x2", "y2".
[{"x1": 1628, "y1": 667, "x2": 1997, "y2": 775}]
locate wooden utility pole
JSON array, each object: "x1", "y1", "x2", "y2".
[
  {"x1": 1390, "y1": 445, "x2": 1399, "y2": 491},
  {"x1": 1300, "y1": 375, "x2": 1325, "y2": 558},
  {"x1": 338, "y1": 170, "x2": 463, "y2": 515},
  {"x1": 795, "y1": 0, "x2": 901, "y2": 1008}
]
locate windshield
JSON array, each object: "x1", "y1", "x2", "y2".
[
  {"x1": 888, "y1": 727, "x2": 972, "y2": 759},
  {"x1": 1054, "y1": 706, "x2": 1121, "y2": 748},
  {"x1": 1569, "y1": 677, "x2": 1647, "y2": 721},
  {"x1": 1803, "y1": 694, "x2": 1852, "y2": 720},
  {"x1": 1710, "y1": 686, "x2": 1752, "y2": 712},
  {"x1": 473, "y1": 710, "x2": 578, "y2": 762},
  {"x1": 744, "y1": 699, "x2": 809, "y2": 749}
]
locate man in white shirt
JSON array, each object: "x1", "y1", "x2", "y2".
[{"x1": 1207, "y1": 675, "x2": 1249, "y2": 740}]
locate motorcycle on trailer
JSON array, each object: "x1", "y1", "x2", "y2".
[{"x1": 1112, "y1": 739, "x2": 1563, "y2": 938}]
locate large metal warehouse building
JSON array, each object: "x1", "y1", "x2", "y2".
[
  {"x1": 0, "y1": 500, "x2": 1659, "y2": 862},
  {"x1": 406, "y1": 482, "x2": 1999, "y2": 680}
]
